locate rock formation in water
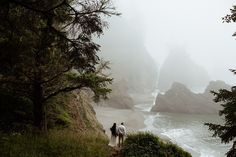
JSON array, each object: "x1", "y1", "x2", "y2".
[
  {"x1": 152, "y1": 81, "x2": 231, "y2": 114},
  {"x1": 158, "y1": 50, "x2": 209, "y2": 92}
]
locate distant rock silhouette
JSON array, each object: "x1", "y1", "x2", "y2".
[
  {"x1": 158, "y1": 50, "x2": 209, "y2": 92},
  {"x1": 203, "y1": 80, "x2": 231, "y2": 97},
  {"x1": 152, "y1": 81, "x2": 231, "y2": 114},
  {"x1": 97, "y1": 17, "x2": 158, "y2": 109},
  {"x1": 99, "y1": 17, "x2": 158, "y2": 94}
]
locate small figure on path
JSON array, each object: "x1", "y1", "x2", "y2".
[
  {"x1": 117, "y1": 122, "x2": 126, "y2": 147},
  {"x1": 108, "y1": 123, "x2": 117, "y2": 147}
]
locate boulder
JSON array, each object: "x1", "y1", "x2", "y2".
[{"x1": 152, "y1": 81, "x2": 231, "y2": 114}]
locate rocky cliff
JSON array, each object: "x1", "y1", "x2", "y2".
[
  {"x1": 97, "y1": 80, "x2": 135, "y2": 109},
  {"x1": 96, "y1": 17, "x2": 158, "y2": 109},
  {"x1": 67, "y1": 90, "x2": 105, "y2": 135},
  {"x1": 152, "y1": 81, "x2": 231, "y2": 114},
  {"x1": 158, "y1": 50, "x2": 209, "y2": 92}
]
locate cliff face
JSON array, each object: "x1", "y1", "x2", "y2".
[
  {"x1": 67, "y1": 90, "x2": 105, "y2": 135},
  {"x1": 152, "y1": 81, "x2": 231, "y2": 114},
  {"x1": 98, "y1": 80, "x2": 134, "y2": 109}
]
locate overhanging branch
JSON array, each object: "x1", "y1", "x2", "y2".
[
  {"x1": 43, "y1": 84, "x2": 85, "y2": 102},
  {"x1": 41, "y1": 66, "x2": 71, "y2": 84}
]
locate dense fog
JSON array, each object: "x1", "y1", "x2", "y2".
[{"x1": 100, "y1": 0, "x2": 236, "y2": 90}]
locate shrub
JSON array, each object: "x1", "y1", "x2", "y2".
[
  {"x1": 121, "y1": 132, "x2": 192, "y2": 157},
  {"x1": 0, "y1": 92, "x2": 72, "y2": 133},
  {"x1": 0, "y1": 93, "x2": 33, "y2": 132}
]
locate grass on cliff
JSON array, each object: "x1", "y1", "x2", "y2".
[
  {"x1": 0, "y1": 131, "x2": 111, "y2": 157},
  {"x1": 122, "y1": 132, "x2": 192, "y2": 157}
]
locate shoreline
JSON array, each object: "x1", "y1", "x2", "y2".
[
  {"x1": 95, "y1": 106, "x2": 201, "y2": 157},
  {"x1": 94, "y1": 106, "x2": 145, "y2": 137}
]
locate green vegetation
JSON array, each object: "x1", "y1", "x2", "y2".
[
  {"x1": 0, "y1": 90, "x2": 110, "y2": 157},
  {"x1": 0, "y1": 131, "x2": 110, "y2": 157},
  {"x1": 0, "y1": 93, "x2": 33, "y2": 132},
  {"x1": 0, "y1": 1, "x2": 199, "y2": 157},
  {"x1": 205, "y1": 70, "x2": 236, "y2": 157},
  {"x1": 0, "y1": 92, "x2": 75, "y2": 133},
  {"x1": 121, "y1": 132, "x2": 192, "y2": 157},
  {"x1": 0, "y1": 0, "x2": 118, "y2": 132}
]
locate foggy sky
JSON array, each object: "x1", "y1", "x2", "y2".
[{"x1": 108, "y1": 0, "x2": 236, "y2": 85}]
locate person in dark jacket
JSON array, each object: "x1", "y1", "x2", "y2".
[{"x1": 108, "y1": 123, "x2": 117, "y2": 147}]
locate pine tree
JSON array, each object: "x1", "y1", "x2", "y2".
[
  {"x1": 205, "y1": 70, "x2": 236, "y2": 157},
  {"x1": 0, "y1": 0, "x2": 119, "y2": 132}
]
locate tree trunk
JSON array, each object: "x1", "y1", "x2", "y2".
[
  {"x1": 32, "y1": 0, "x2": 53, "y2": 133},
  {"x1": 33, "y1": 81, "x2": 47, "y2": 132}
]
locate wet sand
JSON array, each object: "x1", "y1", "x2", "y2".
[{"x1": 94, "y1": 106, "x2": 145, "y2": 136}]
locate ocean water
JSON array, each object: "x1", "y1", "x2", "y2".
[
  {"x1": 132, "y1": 91, "x2": 231, "y2": 157},
  {"x1": 141, "y1": 113, "x2": 231, "y2": 157}
]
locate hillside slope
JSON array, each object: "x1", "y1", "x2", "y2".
[{"x1": 67, "y1": 90, "x2": 105, "y2": 135}]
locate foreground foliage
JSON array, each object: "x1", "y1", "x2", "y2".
[
  {"x1": 0, "y1": 0, "x2": 118, "y2": 132},
  {"x1": 0, "y1": 131, "x2": 110, "y2": 157},
  {"x1": 0, "y1": 92, "x2": 74, "y2": 133},
  {"x1": 121, "y1": 132, "x2": 192, "y2": 157}
]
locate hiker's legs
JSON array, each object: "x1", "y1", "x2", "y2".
[
  {"x1": 118, "y1": 135, "x2": 121, "y2": 147},
  {"x1": 121, "y1": 135, "x2": 124, "y2": 146}
]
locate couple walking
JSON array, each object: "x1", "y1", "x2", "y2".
[{"x1": 109, "y1": 122, "x2": 126, "y2": 147}]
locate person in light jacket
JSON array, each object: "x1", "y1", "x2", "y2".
[{"x1": 117, "y1": 122, "x2": 126, "y2": 147}]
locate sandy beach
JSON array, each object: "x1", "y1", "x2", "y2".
[
  {"x1": 94, "y1": 106, "x2": 200, "y2": 156},
  {"x1": 94, "y1": 106, "x2": 145, "y2": 136}
]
